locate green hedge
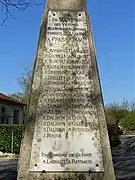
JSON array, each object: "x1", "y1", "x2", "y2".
[
  {"x1": 0, "y1": 124, "x2": 24, "y2": 154},
  {"x1": 0, "y1": 123, "x2": 122, "y2": 154}
]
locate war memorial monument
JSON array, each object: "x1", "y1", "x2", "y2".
[{"x1": 17, "y1": 0, "x2": 116, "y2": 179}]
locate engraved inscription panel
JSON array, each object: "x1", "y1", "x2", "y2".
[{"x1": 29, "y1": 11, "x2": 104, "y2": 172}]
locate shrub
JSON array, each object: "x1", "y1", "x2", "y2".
[
  {"x1": 0, "y1": 124, "x2": 24, "y2": 154},
  {"x1": 119, "y1": 111, "x2": 135, "y2": 131},
  {"x1": 107, "y1": 124, "x2": 123, "y2": 147}
]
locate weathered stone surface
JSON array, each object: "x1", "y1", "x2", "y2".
[
  {"x1": 29, "y1": 11, "x2": 104, "y2": 173},
  {"x1": 46, "y1": 0, "x2": 86, "y2": 10},
  {"x1": 17, "y1": 0, "x2": 116, "y2": 180}
]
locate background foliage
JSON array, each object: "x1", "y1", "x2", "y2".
[
  {"x1": 106, "y1": 100, "x2": 135, "y2": 131},
  {"x1": 0, "y1": 124, "x2": 24, "y2": 154},
  {"x1": 106, "y1": 100, "x2": 135, "y2": 146}
]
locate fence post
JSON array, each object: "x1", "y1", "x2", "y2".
[{"x1": 11, "y1": 131, "x2": 14, "y2": 154}]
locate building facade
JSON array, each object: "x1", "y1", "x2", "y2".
[{"x1": 0, "y1": 93, "x2": 26, "y2": 124}]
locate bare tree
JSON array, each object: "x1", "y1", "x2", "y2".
[
  {"x1": 0, "y1": 0, "x2": 44, "y2": 26},
  {"x1": 18, "y1": 67, "x2": 32, "y2": 94}
]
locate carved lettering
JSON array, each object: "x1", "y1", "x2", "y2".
[{"x1": 29, "y1": 11, "x2": 103, "y2": 172}]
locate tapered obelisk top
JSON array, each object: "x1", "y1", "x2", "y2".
[{"x1": 46, "y1": 0, "x2": 86, "y2": 10}]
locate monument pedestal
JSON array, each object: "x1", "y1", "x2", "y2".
[{"x1": 17, "y1": 1, "x2": 115, "y2": 180}]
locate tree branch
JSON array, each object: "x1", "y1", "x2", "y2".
[{"x1": 0, "y1": 0, "x2": 45, "y2": 26}]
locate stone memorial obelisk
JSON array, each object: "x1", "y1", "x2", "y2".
[{"x1": 17, "y1": 0, "x2": 116, "y2": 179}]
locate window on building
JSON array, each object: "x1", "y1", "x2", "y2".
[
  {"x1": 14, "y1": 110, "x2": 19, "y2": 124},
  {"x1": 1, "y1": 107, "x2": 6, "y2": 113},
  {"x1": 1, "y1": 107, "x2": 6, "y2": 124}
]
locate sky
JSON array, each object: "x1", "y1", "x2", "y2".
[{"x1": 0, "y1": 0, "x2": 134, "y2": 104}]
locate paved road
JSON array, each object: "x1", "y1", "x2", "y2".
[
  {"x1": 0, "y1": 159, "x2": 18, "y2": 180},
  {"x1": 0, "y1": 135, "x2": 135, "y2": 180},
  {"x1": 112, "y1": 135, "x2": 135, "y2": 180}
]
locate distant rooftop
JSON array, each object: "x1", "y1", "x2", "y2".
[{"x1": 0, "y1": 93, "x2": 26, "y2": 105}]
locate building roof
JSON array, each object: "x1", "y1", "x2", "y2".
[{"x1": 0, "y1": 93, "x2": 26, "y2": 106}]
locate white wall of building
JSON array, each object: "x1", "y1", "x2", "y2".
[{"x1": 0, "y1": 103, "x2": 24, "y2": 124}]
